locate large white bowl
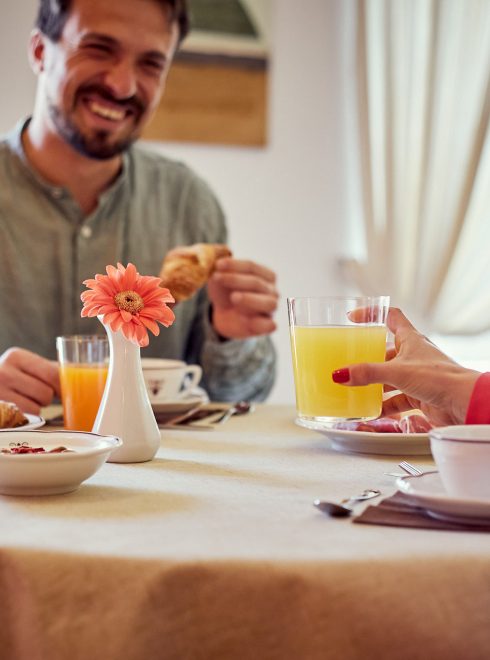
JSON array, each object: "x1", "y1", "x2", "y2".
[
  {"x1": 0, "y1": 430, "x2": 122, "y2": 496},
  {"x1": 429, "y1": 425, "x2": 490, "y2": 500}
]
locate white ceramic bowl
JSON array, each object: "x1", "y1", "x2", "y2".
[
  {"x1": 429, "y1": 425, "x2": 490, "y2": 500},
  {"x1": 0, "y1": 430, "x2": 122, "y2": 496}
]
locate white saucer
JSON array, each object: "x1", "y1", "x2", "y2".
[
  {"x1": 0, "y1": 414, "x2": 45, "y2": 432},
  {"x1": 151, "y1": 392, "x2": 208, "y2": 415},
  {"x1": 397, "y1": 472, "x2": 490, "y2": 524},
  {"x1": 0, "y1": 430, "x2": 121, "y2": 496},
  {"x1": 314, "y1": 426, "x2": 431, "y2": 456}
]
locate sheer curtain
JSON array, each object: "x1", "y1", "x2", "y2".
[{"x1": 341, "y1": 0, "x2": 490, "y2": 334}]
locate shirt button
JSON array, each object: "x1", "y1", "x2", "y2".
[{"x1": 80, "y1": 226, "x2": 93, "y2": 238}]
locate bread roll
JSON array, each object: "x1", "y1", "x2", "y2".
[
  {"x1": 0, "y1": 400, "x2": 28, "y2": 428},
  {"x1": 159, "y1": 243, "x2": 232, "y2": 302}
]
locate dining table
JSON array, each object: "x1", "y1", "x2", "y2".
[{"x1": 1, "y1": 403, "x2": 490, "y2": 660}]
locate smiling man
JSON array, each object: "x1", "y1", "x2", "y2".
[
  {"x1": 24, "y1": 0, "x2": 183, "y2": 212},
  {"x1": 0, "y1": 0, "x2": 278, "y2": 413}
]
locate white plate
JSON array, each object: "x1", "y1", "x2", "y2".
[
  {"x1": 0, "y1": 430, "x2": 122, "y2": 496},
  {"x1": 0, "y1": 413, "x2": 45, "y2": 432},
  {"x1": 397, "y1": 472, "x2": 490, "y2": 524},
  {"x1": 314, "y1": 426, "x2": 431, "y2": 456}
]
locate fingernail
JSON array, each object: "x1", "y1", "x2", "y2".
[{"x1": 332, "y1": 368, "x2": 350, "y2": 384}]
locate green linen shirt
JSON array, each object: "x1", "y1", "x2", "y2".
[{"x1": 0, "y1": 120, "x2": 276, "y2": 401}]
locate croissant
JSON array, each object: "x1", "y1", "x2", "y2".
[
  {"x1": 0, "y1": 400, "x2": 28, "y2": 429},
  {"x1": 159, "y1": 243, "x2": 232, "y2": 302}
]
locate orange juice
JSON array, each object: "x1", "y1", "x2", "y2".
[
  {"x1": 59, "y1": 364, "x2": 108, "y2": 431},
  {"x1": 290, "y1": 325, "x2": 386, "y2": 420}
]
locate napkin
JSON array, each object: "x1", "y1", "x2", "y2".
[
  {"x1": 46, "y1": 404, "x2": 228, "y2": 430},
  {"x1": 45, "y1": 414, "x2": 64, "y2": 427},
  {"x1": 154, "y1": 404, "x2": 230, "y2": 429},
  {"x1": 354, "y1": 492, "x2": 490, "y2": 532}
]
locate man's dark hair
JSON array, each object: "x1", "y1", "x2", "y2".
[{"x1": 35, "y1": 0, "x2": 190, "y2": 43}]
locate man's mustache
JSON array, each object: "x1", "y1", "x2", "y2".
[{"x1": 77, "y1": 85, "x2": 145, "y2": 117}]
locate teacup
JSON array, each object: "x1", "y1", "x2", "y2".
[
  {"x1": 141, "y1": 358, "x2": 202, "y2": 404},
  {"x1": 429, "y1": 425, "x2": 490, "y2": 500}
]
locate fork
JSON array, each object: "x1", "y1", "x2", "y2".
[{"x1": 398, "y1": 461, "x2": 424, "y2": 476}]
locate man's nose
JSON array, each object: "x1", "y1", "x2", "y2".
[{"x1": 102, "y1": 59, "x2": 138, "y2": 100}]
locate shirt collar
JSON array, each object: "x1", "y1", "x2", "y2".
[{"x1": 5, "y1": 116, "x2": 130, "y2": 204}]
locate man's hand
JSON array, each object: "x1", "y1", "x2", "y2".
[
  {"x1": 207, "y1": 257, "x2": 279, "y2": 339},
  {"x1": 332, "y1": 308, "x2": 480, "y2": 426},
  {"x1": 0, "y1": 348, "x2": 60, "y2": 413}
]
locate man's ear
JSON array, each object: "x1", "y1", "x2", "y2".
[{"x1": 28, "y1": 29, "x2": 46, "y2": 74}]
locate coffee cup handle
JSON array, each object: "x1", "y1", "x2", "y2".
[{"x1": 183, "y1": 365, "x2": 202, "y2": 391}]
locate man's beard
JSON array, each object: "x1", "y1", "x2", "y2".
[{"x1": 48, "y1": 88, "x2": 145, "y2": 160}]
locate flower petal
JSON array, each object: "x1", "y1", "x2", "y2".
[
  {"x1": 81, "y1": 263, "x2": 175, "y2": 342},
  {"x1": 139, "y1": 317, "x2": 160, "y2": 336},
  {"x1": 120, "y1": 310, "x2": 133, "y2": 323}
]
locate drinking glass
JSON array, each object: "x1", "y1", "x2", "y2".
[
  {"x1": 56, "y1": 335, "x2": 109, "y2": 431},
  {"x1": 287, "y1": 296, "x2": 390, "y2": 429}
]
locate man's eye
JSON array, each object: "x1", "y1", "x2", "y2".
[
  {"x1": 143, "y1": 60, "x2": 165, "y2": 74},
  {"x1": 84, "y1": 44, "x2": 112, "y2": 55}
]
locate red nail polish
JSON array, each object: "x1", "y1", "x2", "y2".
[{"x1": 332, "y1": 368, "x2": 350, "y2": 384}]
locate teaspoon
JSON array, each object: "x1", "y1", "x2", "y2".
[
  {"x1": 313, "y1": 489, "x2": 381, "y2": 517},
  {"x1": 216, "y1": 401, "x2": 254, "y2": 424}
]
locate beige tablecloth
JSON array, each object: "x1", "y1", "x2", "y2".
[{"x1": 1, "y1": 405, "x2": 490, "y2": 660}]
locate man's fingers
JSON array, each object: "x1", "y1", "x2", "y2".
[
  {"x1": 210, "y1": 271, "x2": 277, "y2": 297},
  {"x1": 229, "y1": 291, "x2": 278, "y2": 315},
  {"x1": 3, "y1": 348, "x2": 60, "y2": 392},
  {"x1": 247, "y1": 316, "x2": 277, "y2": 336},
  {"x1": 209, "y1": 258, "x2": 279, "y2": 339},
  {"x1": 0, "y1": 390, "x2": 43, "y2": 415},
  {"x1": 216, "y1": 313, "x2": 276, "y2": 339},
  {"x1": 0, "y1": 348, "x2": 60, "y2": 411},
  {"x1": 11, "y1": 370, "x2": 56, "y2": 406},
  {"x1": 214, "y1": 258, "x2": 276, "y2": 283},
  {"x1": 0, "y1": 367, "x2": 56, "y2": 410}
]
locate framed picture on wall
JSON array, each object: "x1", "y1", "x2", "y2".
[{"x1": 142, "y1": 0, "x2": 271, "y2": 147}]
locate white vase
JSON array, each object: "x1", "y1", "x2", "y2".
[{"x1": 93, "y1": 320, "x2": 161, "y2": 463}]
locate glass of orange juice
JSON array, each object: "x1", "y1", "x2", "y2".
[
  {"x1": 56, "y1": 335, "x2": 109, "y2": 431},
  {"x1": 287, "y1": 296, "x2": 390, "y2": 429}
]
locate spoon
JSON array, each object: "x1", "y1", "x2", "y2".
[
  {"x1": 313, "y1": 489, "x2": 381, "y2": 517},
  {"x1": 216, "y1": 401, "x2": 254, "y2": 424}
]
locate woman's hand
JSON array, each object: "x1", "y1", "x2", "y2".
[{"x1": 332, "y1": 308, "x2": 480, "y2": 426}]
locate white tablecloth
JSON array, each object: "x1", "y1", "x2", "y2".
[{"x1": 1, "y1": 405, "x2": 489, "y2": 660}]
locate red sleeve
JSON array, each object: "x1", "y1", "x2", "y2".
[{"x1": 465, "y1": 372, "x2": 490, "y2": 424}]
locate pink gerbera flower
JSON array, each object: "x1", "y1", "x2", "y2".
[{"x1": 81, "y1": 263, "x2": 175, "y2": 347}]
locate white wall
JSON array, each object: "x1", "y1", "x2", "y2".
[{"x1": 0, "y1": 0, "x2": 354, "y2": 404}]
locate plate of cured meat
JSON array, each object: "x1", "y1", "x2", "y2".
[{"x1": 315, "y1": 413, "x2": 432, "y2": 456}]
